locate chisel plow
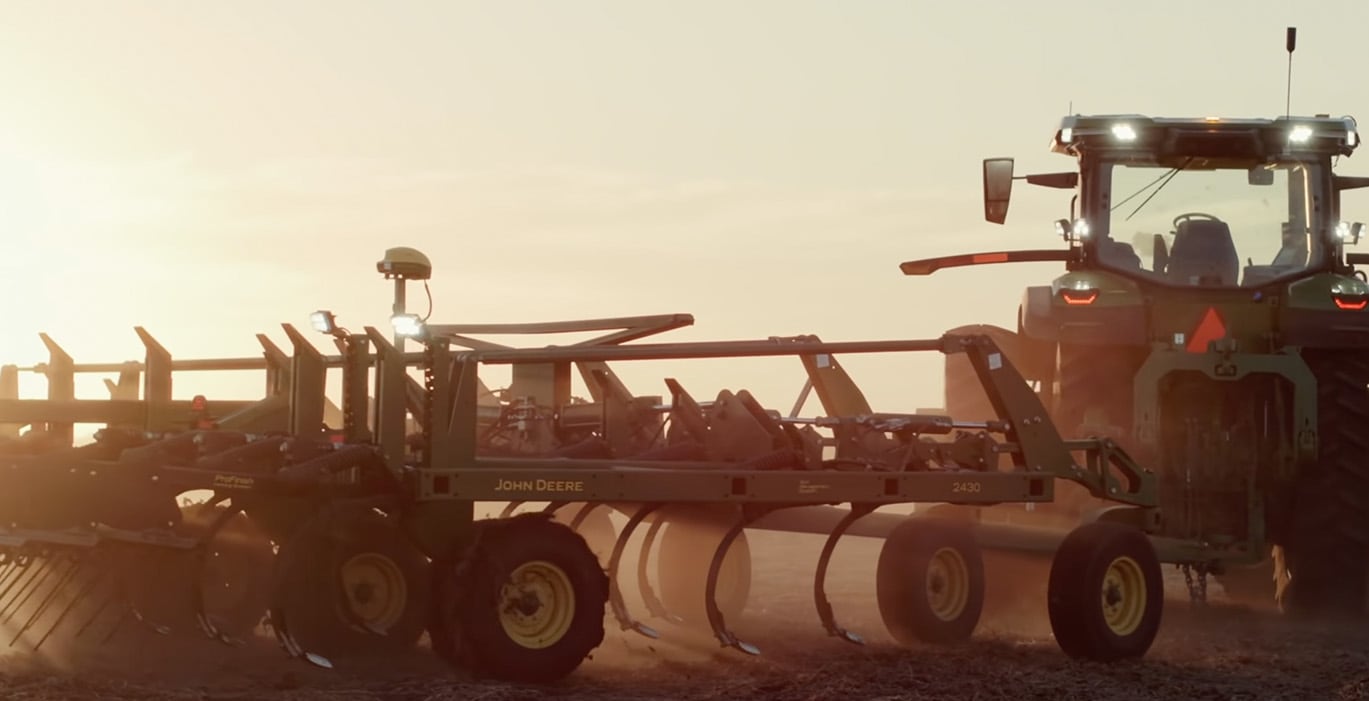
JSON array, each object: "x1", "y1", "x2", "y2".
[{"x1": 0, "y1": 251, "x2": 1176, "y2": 682}]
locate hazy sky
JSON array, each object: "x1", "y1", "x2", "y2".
[{"x1": 2, "y1": 1, "x2": 1368, "y2": 413}]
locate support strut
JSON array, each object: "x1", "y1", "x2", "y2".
[
  {"x1": 813, "y1": 503, "x2": 875, "y2": 644},
  {"x1": 607, "y1": 503, "x2": 663, "y2": 639}
]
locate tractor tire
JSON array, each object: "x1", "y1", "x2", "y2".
[
  {"x1": 1279, "y1": 349, "x2": 1369, "y2": 617},
  {"x1": 1055, "y1": 343, "x2": 1141, "y2": 442},
  {"x1": 433, "y1": 514, "x2": 608, "y2": 683}
]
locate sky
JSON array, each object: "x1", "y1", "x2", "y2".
[{"x1": 1, "y1": 0, "x2": 1368, "y2": 418}]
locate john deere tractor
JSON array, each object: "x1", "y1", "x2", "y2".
[{"x1": 902, "y1": 114, "x2": 1369, "y2": 616}]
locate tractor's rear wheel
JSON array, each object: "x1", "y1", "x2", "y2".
[
  {"x1": 271, "y1": 505, "x2": 431, "y2": 659},
  {"x1": 1280, "y1": 349, "x2": 1369, "y2": 617},
  {"x1": 1047, "y1": 522, "x2": 1162, "y2": 661},
  {"x1": 876, "y1": 517, "x2": 985, "y2": 645},
  {"x1": 433, "y1": 514, "x2": 608, "y2": 683}
]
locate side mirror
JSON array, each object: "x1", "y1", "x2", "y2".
[{"x1": 983, "y1": 158, "x2": 1015, "y2": 224}]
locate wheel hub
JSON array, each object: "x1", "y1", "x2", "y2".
[
  {"x1": 926, "y1": 547, "x2": 970, "y2": 622},
  {"x1": 1101, "y1": 556, "x2": 1146, "y2": 636},
  {"x1": 340, "y1": 553, "x2": 408, "y2": 631},
  {"x1": 499, "y1": 560, "x2": 575, "y2": 649}
]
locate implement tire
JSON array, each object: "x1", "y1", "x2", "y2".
[
  {"x1": 876, "y1": 517, "x2": 984, "y2": 645},
  {"x1": 435, "y1": 514, "x2": 608, "y2": 683},
  {"x1": 1048, "y1": 522, "x2": 1162, "y2": 661},
  {"x1": 1280, "y1": 349, "x2": 1369, "y2": 617}
]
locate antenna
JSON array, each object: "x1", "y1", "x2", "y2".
[{"x1": 1285, "y1": 26, "x2": 1297, "y2": 117}]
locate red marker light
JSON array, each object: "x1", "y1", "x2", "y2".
[
  {"x1": 1333, "y1": 293, "x2": 1369, "y2": 310},
  {"x1": 1060, "y1": 288, "x2": 1099, "y2": 305}
]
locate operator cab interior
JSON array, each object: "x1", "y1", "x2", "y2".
[{"x1": 1096, "y1": 157, "x2": 1317, "y2": 288}]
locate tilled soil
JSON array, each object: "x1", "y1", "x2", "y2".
[{"x1": 2, "y1": 530, "x2": 1367, "y2": 701}]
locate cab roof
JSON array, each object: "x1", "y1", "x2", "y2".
[{"x1": 1050, "y1": 114, "x2": 1359, "y2": 159}]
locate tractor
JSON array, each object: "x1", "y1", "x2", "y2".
[{"x1": 900, "y1": 113, "x2": 1369, "y2": 616}]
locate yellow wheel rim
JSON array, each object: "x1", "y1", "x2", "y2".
[
  {"x1": 340, "y1": 553, "x2": 408, "y2": 631},
  {"x1": 926, "y1": 547, "x2": 970, "y2": 622},
  {"x1": 499, "y1": 560, "x2": 575, "y2": 649},
  {"x1": 1101, "y1": 556, "x2": 1147, "y2": 636}
]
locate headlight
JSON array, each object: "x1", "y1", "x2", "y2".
[
  {"x1": 1111, "y1": 123, "x2": 1137, "y2": 142},
  {"x1": 1289, "y1": 125, "x2": 1314, "y2": 144},
  {"x1": 391, "y1": 313, "x2": 425, "y2": 338},
  {"x1": 310, "y1": 310, "x2": 337, "y2": 335}
]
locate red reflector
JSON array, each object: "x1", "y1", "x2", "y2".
[
  {"x1": 1060, "y1": 288, "x2": 1098, "y2": 305},
  {"x1": 1333, "y1": 294, "x2": 1369, "y2": 310},
  {"x1": 1186, "y1": 307, "x2": 1227, "y2": 353},
  {"x1": 972, "y1": 252, "x2": 1010, "y2": 264}
]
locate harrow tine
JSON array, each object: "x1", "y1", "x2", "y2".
[
  {"x1": 1, "y1": 554, "x2": 58, "y2": 623},
  {"x1": 33, "y1": 563, "x2": 109, "y2": 651},
  {"x1": 813, "y1": 504, "x2": 875, "y2": 645},
  {"x1": 73, "y1": 582, "x2": 120, "y2": 639},
  {"x1": 9, "y1": 555, "x2": 82, "y2": 646},
  {"x1": 606, "y1": 504, "x2": 662, "y2": 639},
  {"x1": 0, "y1": 559, "x2": 23, "y2": 593},
  {"x1": 100, "y1": 606, "x2": 132, "y2": 645},
  {"x1": 0, "y1": 556, "x2": 41, "y2": 616},
  {"x1": 705, "y1": 511, "x2": 763, "y2": 656},
  {"x1": 635, "y1": 515, "x2": 680, "y2": 623}
]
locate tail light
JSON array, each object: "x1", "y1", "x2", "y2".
[
  {"x1": 1333, "y1": 292, "x2": 1369, "y2": 310},
  {"x1": 1059, "y1": 288, "x2": 1099, "y2": 305}
]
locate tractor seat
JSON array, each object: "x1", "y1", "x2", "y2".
[{"x1": 1168, "y1": 219, "x2": 1239, "y2": 286}]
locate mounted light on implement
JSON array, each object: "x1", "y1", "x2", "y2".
[
  {"x1": 310, "y1": 310, "x2": 339, "y2": 335},
  {"x1": 391, "y1": 313, "x2": 426, "y2": 338}
]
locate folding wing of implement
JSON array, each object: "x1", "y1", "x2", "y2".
[{"x1": 0, "y1": 292, "x2": 1165, "y2": 683}]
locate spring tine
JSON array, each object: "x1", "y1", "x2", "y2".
[
  {"x1": 569, "y1": 502, "x2": 598, "y2": 530},
  {"x1": 1, "y1": 555, "x2": 57, "y2": 622},
  {"x1": 813, "y1": 504, "x2": 875, "y2": 645},
  {"x1": 34, "y1": 565, "x2": 108, "y2": 651},
  {"x1": 0, "y1": 560, "x2": 22, "y2": 593},
  {"x1": 635, "y1": 514, "x2": 679, "y2": 622},
  {"x1": 606, "y1": 504, "x2": 661, "y2": 639},
  {"x1": 705, "y1": 512, "x2": 762, "y2": 656},
  {"x1": 10, "y1": 556, "x2": 82, "y2": 646},
  {"x1": 0, "y1": 555, "x2": 42, "y2": 614}
]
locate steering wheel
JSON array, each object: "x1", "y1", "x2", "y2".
[{"x1": 1172, "y1": 212, "x2": 1222, "y2": 229}]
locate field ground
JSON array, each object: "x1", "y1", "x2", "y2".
[{"x1": 1, "y1": 528, "x2": 1367, "y2": 701}]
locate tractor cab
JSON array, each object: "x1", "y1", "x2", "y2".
[{"x1": 1008, "y1": 115, "x2": 1367, "y2": 291}]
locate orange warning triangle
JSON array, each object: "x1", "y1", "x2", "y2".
[{"x1": 1185, "y1": 307, "x2": 1227, "y2": 353}]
